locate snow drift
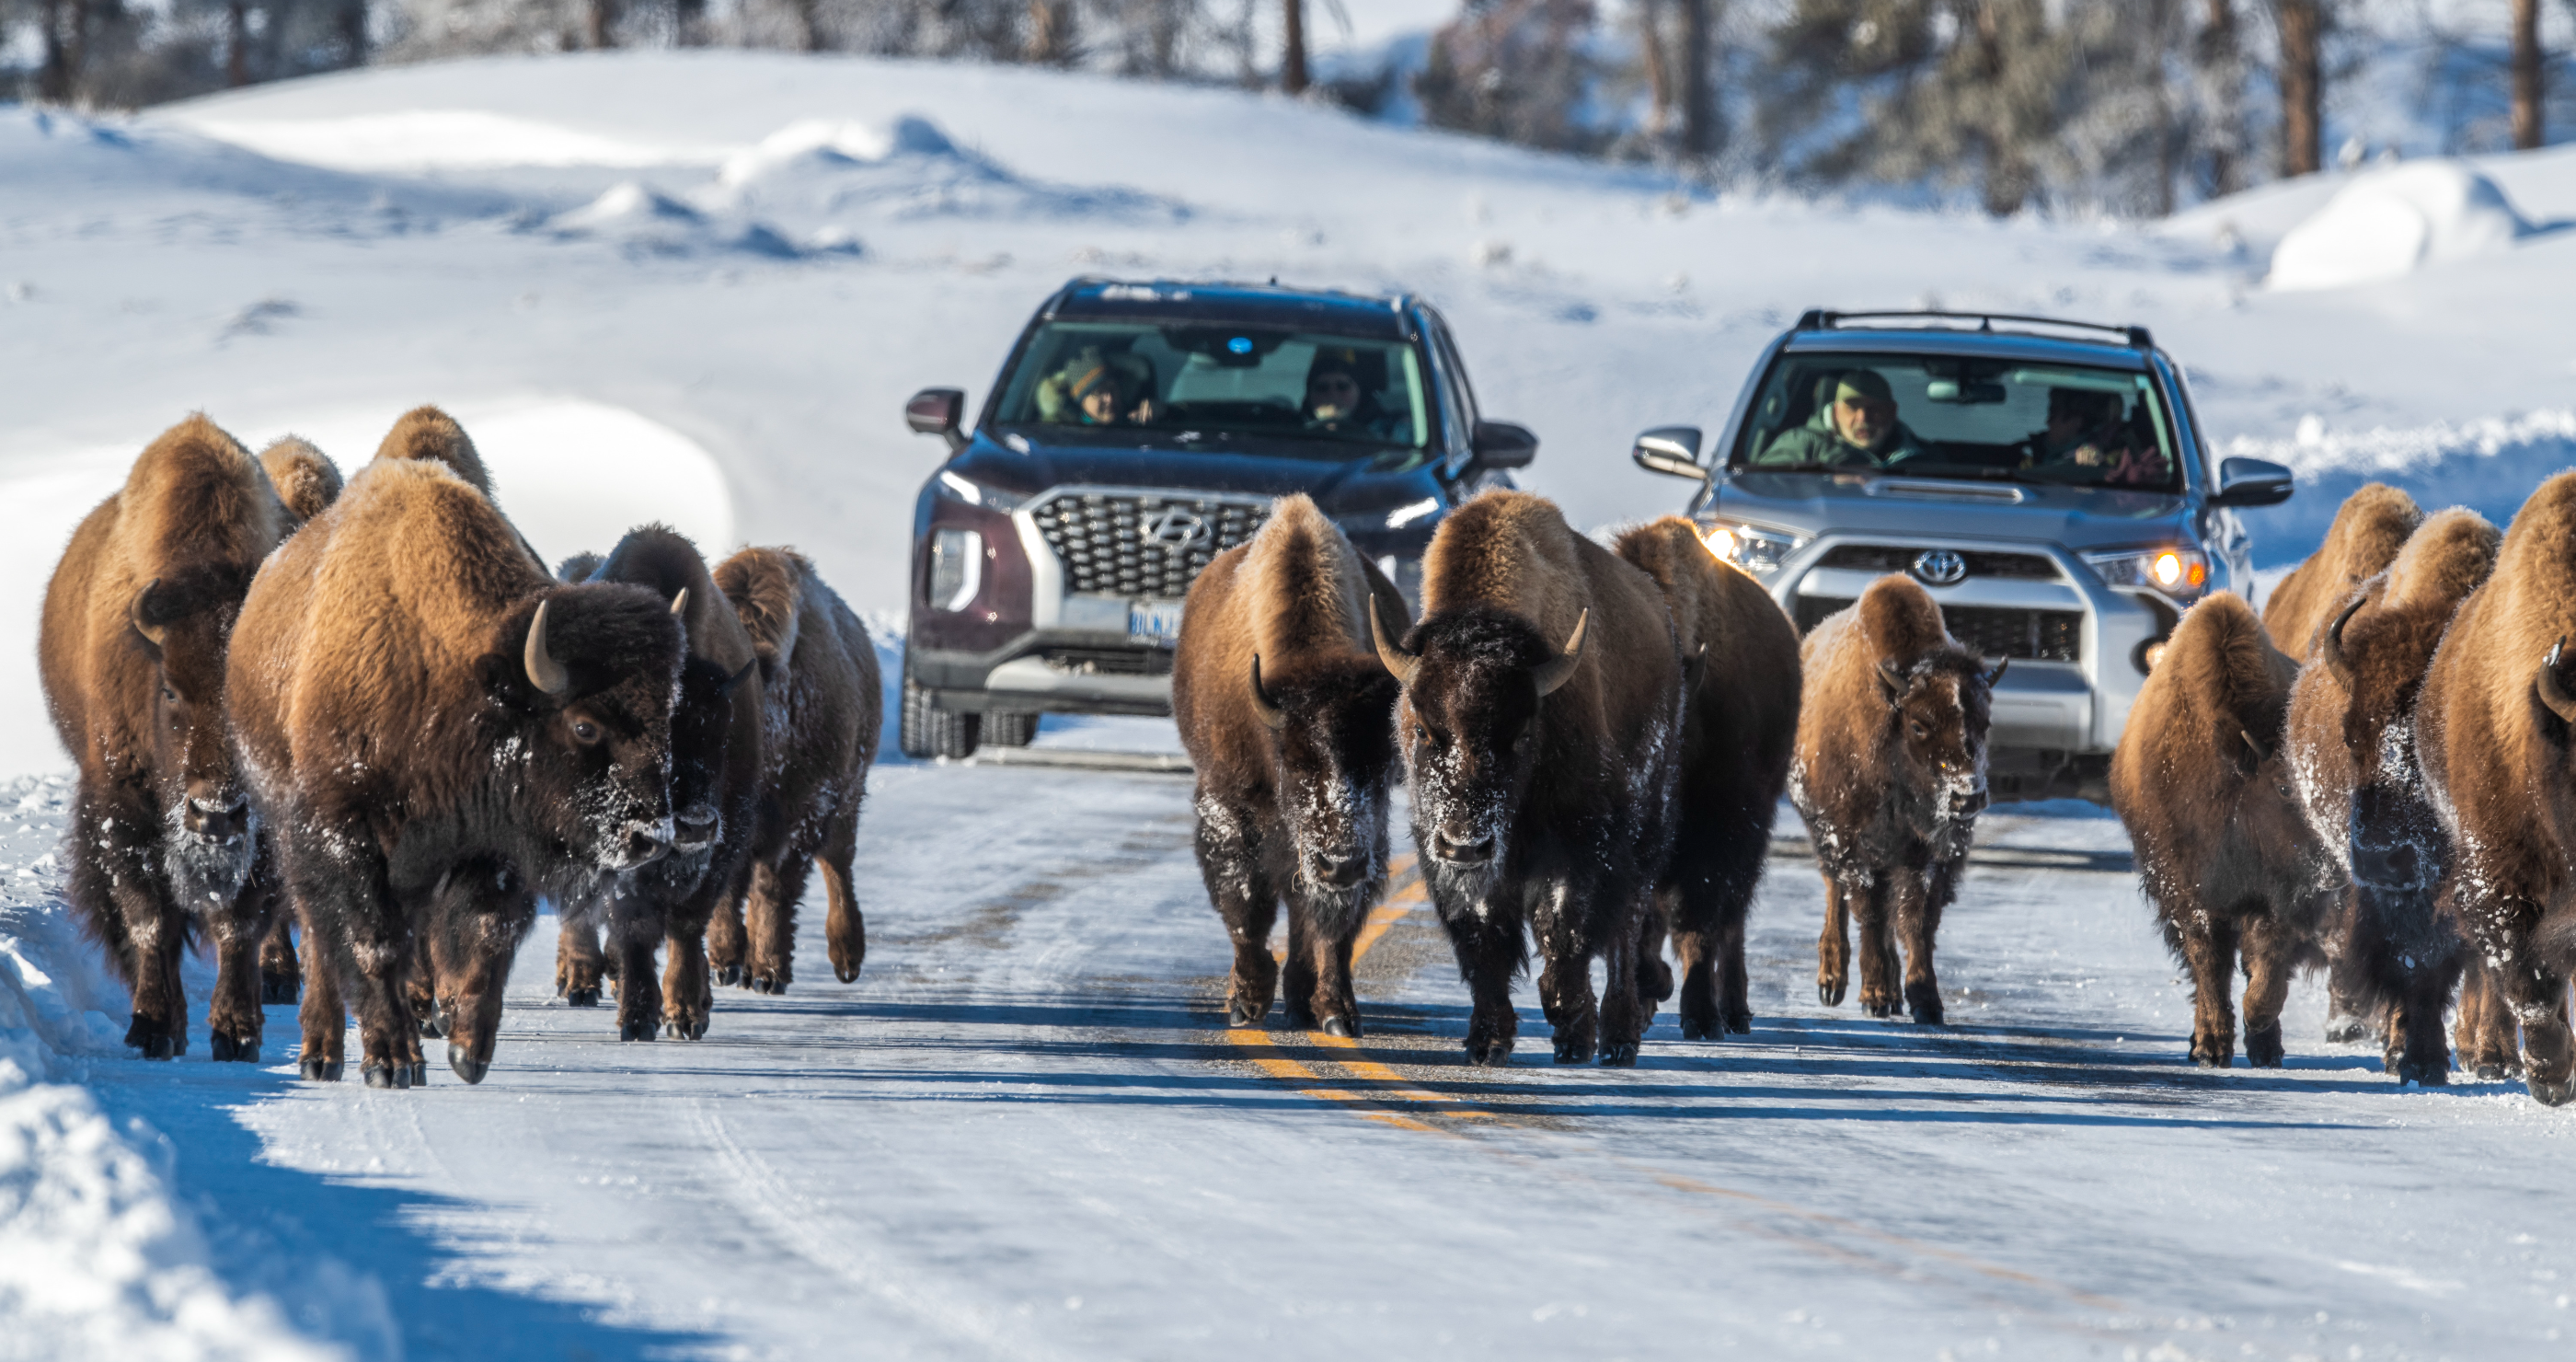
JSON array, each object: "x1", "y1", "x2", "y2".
[{"x1": 2267, "y1": 161, "x2": 2534, "y2": 291}]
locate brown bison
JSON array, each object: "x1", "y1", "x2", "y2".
[
  {"x1": 1174, "y1": 495, "x2": 1406, "y2": 1036},
  {"x1": 1374, "y1": 491, "x2": 1685, "y2": 1067},
  {"x1": 702, "y1": 548, "x2": 883, "y2": 996},
  {"x1": 2415, "y1": 471, "x2": 2576, "y2": 1104},
  {"x1": 246, "y1": 434, "x2": 346, "y2": 1004},
  {"x1": 1613, "y1": 516, "x2": 1801, "y2": 1039},
  {"x1": 2113, "y1": 593, "x2": 2335, "y2": 1068},
  {"x1": 551, "y1": 528, "x2": 764, "y2": 1042},
  {"x1": 2284, "y1": 509, "x2": 2500, "y2": 1083},
  {"x1": 1793, "y1": 575, "x2": 2004, "y2": 1024},
  {"x1": 227, "y1": 429, "x2": 685, "y2": 1088},
  {"x1": 2261, "y1": 483, "x2": 2421, "y2": 660},
  {"x1": 40, "y1": 415, "x2": 306, "y2": 1060}
]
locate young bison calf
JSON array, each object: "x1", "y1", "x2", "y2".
[
  {"x1": 1173, "y1": 495, "x2": 1405, "y2": 1035},
  {"x1": 1791, "y1": 575, "x2": 2004, "y2": 1024},
  {"x1": 2112, "y1": 593, "x2": 2336, "y2": 1068}
]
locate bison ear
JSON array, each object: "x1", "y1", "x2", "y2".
[
  {"x1": 2537, "y1": 637, "x2": 2576, "y2": 727},
  {"x1": 1877, "y1": 659, "x2": 1909, "y2": 705},
  {"x1": 129, "y1": 580, "x2": 172, "y2": 651},
  {"x1": 477, "y1": 651, "x2": 546, "y2": 714}
]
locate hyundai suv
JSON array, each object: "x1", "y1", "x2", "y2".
[
  {"x1": 1630, "y1": 309, "x2": 2294, "y2": 802},
  {"x1": 898, "y1": 278, "x2": 1538, "y2": 759}
]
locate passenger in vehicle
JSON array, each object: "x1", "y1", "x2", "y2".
[
  {"x1": 2026, "y1": 387, "x2": 2169, "y2": 487},
  {"x1": 1303, "y1": 348, "x2": 1409, "y2": 443},
  {"x1": 1756, "y1": 369, "x2": 1926, "y2": 467},
  {"x1": 1037, "y1": 349, "x2": 1159, "y2": 426}
]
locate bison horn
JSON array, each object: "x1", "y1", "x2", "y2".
[
  {"x1": 1683, "y1": 642, "x2": 1708, "y2": 700},
  {"x1": 1878, "y1": 659, "x2": 1910, "y2": 703},
  {"x1": 130, "y1": 580, "x2": 169, "y2": 649},
  {"x1": 1248, "y1": 653, "x2": 1287, "y2": 731},
  {"x1": 669, "y1": 587, "x2": 689, "y2": 618},
  {"x1": 2321, "y1": 594, "x2": 2364, "y2": 684},
  {"x1": 523, "y1": 598, "x2": 572, "y2": 696},
  {"x1": 2539, "y1": 637, "x2": 2576, "y2": 725},
  {"x1": 1982, "y1": 656, "x2": 2009, "y2": 687},
  {"x1": 719, "y1": 658, "x2": 757, "y2": 698},
  {"x1": 1370, "y1": 594, "x2": 1417, "y2": 687},
  {"x1": 2241, "y1": 727, "x2": 2274, "y2": 765},
  {"x1": 1532, "y1": 609, "x2": 1589, "y2": 698}
]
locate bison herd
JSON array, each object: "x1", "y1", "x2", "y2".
[{"x1": 36, "y1": 416, "x2": 2576, "y2": 1104}]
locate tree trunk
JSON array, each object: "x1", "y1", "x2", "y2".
[
  {"x1": 1679, "y1": 0, "x2": 1716, "y2": 160},
  {"x1": 2150, "y1": 0, "x2": 2178, "y2": 216},
  {"x1": 2272, "y1": 0, "x2": 2322, "y2": 177},
  {"x1": 587, "y1": 0, "x2": 616, "y2": 48},
  {"x1": 339, "y1": 0, "x2": 368, "y2": 64},
  {"x1": 1027, "y1": 0, "x2": 1075, "y2": 63},
  {"x1": 794, "y1": 0, "x2": 821, "y2": 52},
  {"x1": 2197, "y1": 0, "x2": 2242, "y2": 195},
  {"x1": 228, "y1": 0, "x2": 249, "y2": 86},
  {"x1": 1282, "y1": 0, "x2": 1307, "y2": 94},
  {"x1": 1971, "y1": 0, "x2": 2031, "y2": 215},
  {"x1": 1638, "y1": 0, "x2": 1673, "y2": 135},
  {"x1": 38, "y1": 0, "x2": 71, "y2": 102},
  {"x1": 2512, "y1": 0, "x2": 2544, "y2": 151},
  {"x1": 673, "y1": 0, "x2": 704, "y2": 48}
]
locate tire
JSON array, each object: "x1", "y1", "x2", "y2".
[
  {"x1": 900, "y1": 675, "x2": 979, "y2": 760},
  {"x1": 983, "y1": 711, "x2": 1039, "y2": 747}
]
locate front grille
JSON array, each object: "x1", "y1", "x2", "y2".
[
  {"x1": 1029, "y1": 491, "x2": 1271, "y2": 598},
  {"x1": 1816, "y1": 545, "x2": 2061, "y2": 581},
  {"x1": 1041, "y1": 648, "x2": 1173, "y2": 676},
  {"x1": 1794, "y1": 595, "x2": 2082, "y2": 663}
]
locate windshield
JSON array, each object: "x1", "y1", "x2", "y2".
[
  {"x1": 1730, "y1": 352, "x2": 2182, "y2": 492},
  {"x1": 992, "y1": 320, "x2": 1433, "y2": 463}
]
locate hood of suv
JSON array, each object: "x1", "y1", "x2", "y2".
[
  {"x1": 1712, "y1": 470, "x2": 2197, "y2": 553},
  {"x1": 938, "y1": 429, "x2": 1448, "y2": 528}
]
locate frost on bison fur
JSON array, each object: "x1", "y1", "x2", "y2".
[
  {"x1": 1173, "y1": 494, "x2": 1405, "y2": 1037},
  {"x1": 553, "y1": 526, "x2": 765, "y2": 1044},
  {"x1": 1790, "y1": 575, "x2": 2002, "y2": 1026},
  {"x1": 2416, "y1": 471, "x2": 2576, "y2": 1106},
  {"x1": 1377, "y1": 491, "x2": 1685, "y2": 1068},
  {"x1": 226, "y1": 433, "x2": 685, "y2": 1091},
  {"x1": 2262, "y1": 482, "x2": 2421, "y2": 661},
  {"x1": 38, "y1": 414, "x2": 305, "y2": 1062},
  {"x1": 2285, "y1": 508, "x2": 2499, "y2": 1084},
  {"x1": 702, "y1": 548, "x2": 882, "y2": 998},
  {"x1": 1612, "y1": 516, "x2": 1800, "y2": 1040}
]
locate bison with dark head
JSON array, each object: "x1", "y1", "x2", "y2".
[
  {"x1": 39, "y1": 414, "x2": 309, "y2": 1060},
  {"x1": 2114, "y1": 593, "x2": 2334, "y2": 1068},
  {"x1": 1174, "y1": 494, "x2": 1405, "y2": 1036},
  {"x1": 702, "y1": 548, "x2": 882, "y2": 996},
  {"x1": 228, "y1": 421, "x2": 684, "y2": 1089},
  {"x1": 551, "y1": 527, "x2": 764, "y2": 1042},
  {"x1": 1376, "y1": 491, "x2": 1685, "y2": 1067},
  {"x1": 1793, "y1": 575, "x2": 2003, "y2": 1024},
  {"x1": 2285, "y1": 508, "x2": 2499, "y2": 1082},
  {"x1": 2416, "y1": 471, "x2": 2576, "y2": 1105},
  {"x1": 1613, "y1": 516, "x2": 1801, "y2": 1040}
]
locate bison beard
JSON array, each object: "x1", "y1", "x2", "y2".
[{"x1": 39, "y1": 415, "x2": 309, "y2": 1063}]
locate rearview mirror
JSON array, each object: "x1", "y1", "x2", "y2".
[
  {"x1": 1925, "y1": 379, "x2": 2007, "y2": 404},
  {"x1": 2210, "y1": 456, "x2": 2293, "y2": 507},
  {"x1": 906, "y1": 387, "x2": 967, "y2": 452},
  {"x1": 1470, "y1": 420, "x2": 1538, "y2": 470},
  {"x1": 1630, "y1": 425, "x2": 1707, "y2": 480}
]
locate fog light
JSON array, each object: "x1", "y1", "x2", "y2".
[{"x1": 2137, "y1": 638, "x2": 2169, "y2": 675}]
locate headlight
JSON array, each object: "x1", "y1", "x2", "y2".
[
  {"x1": 1697, "y1": 519, "x2": 1808, "y2": 578},
  {"x1": 934, "y1": 469, "x2": 1023, "y2": 512},
  {"x1": 928, "y1": 528, "x2": 983, "y2": 611},
  {"x1": 2084, "y1": 547, "x2": 2210, "y2": 600}
]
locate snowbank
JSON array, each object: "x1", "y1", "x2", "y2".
[
  {"x1": 2229, "y1": 409, "x2": 2576, "y2": 564},
  {"x1": 2267, "y1": 161, "x2": 2533, "y2": 291}
]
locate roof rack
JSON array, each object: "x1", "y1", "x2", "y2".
[{"x1": 1794, "y1": 308, "x2": 2154, "y2": 352}]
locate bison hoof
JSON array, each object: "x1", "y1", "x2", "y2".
[
  {"x1": 2244, "y1": 1022, "x2": 2285, "y2": 1068},
  {"x1": 2475, "y1": 1061, "x2": 2509, "y2": 1081},
  {"x1": 714, "y1": 964, "x2": 743, "y2": 987},
  {"x1": 299, "y1": 1056, "x2": 342, "y2": 1081},
  {"x1": 565, "y1": 988, "x2": 601, "y2": 1009},
  {"x1": 416, "y1": 1012, "x2": 444, "y2": 1038},
  {"x1": 2396, "y1": 1056, "x2": 2450, "y2": 1087},
  {"x1": 260, "y1": 976, "x2": 299, "y2": 1006},
  {"x1": 408, "y1": 1060, "x2": 429, "y2": 1088},
  {"x1": 750, "y1": 975, "x2": 787, "y2": 996},
  {"x1": 2529, "y1": 1073, "x2": 2576, "y2": 1106},
  {"x1": 1318, "y1": 1014, "x2": 1355, "y2": 1039},
  {"x1": 662, "y1": 1017, "x2": 707, "y2": 1041},
  {"x1": 834, "y1": 962, "x2": 861, "y2": 985},
  {"x1": 2323, "y1": 1012, "x2": 2371, "y2": 1045},
  {"x1": 209, "y1": 1033, "x2": 259, "y2": 1063},
  {"x1": 1679, "y1": 1016, "x2": 1716, "y2": 1041},
  {"x1": 1861, "y1": 998, "x2": 1894, "y2": 1020},
  {"x1": 1599, "y1": 1042, "x2": 1639, "y2": 1068},
  {"x1": 362, "y1": 1060, "x2": 412, "y2": 1090},
  {"x1": 447, "y1": 1044, "x2": 489, "y2": 1085},
  {"x1": 1226, "y1": 998, "x2": 1266, "y2": 1028},
  {"x1": 618, "y1": 1018, "x2": 656, "y2": 1043},
  {"x1": 1817, "y1": 981, "x2": 1846, "y2": 1008},
  {"x1": 2191, "y1": 1046, "x2": 2231, "y2": 1069},
  {"x1": 1466, "y1": 1042, "x2": 1512, "y2": 1068},
  {"x1": 1551, "y1": 1037, "x2": 1593, "y2": 1065}
]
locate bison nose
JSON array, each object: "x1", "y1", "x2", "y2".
[
  {"x1": 673, "y1": 802, "x2": 720, "y2": 850},
  {"x1": 185, "y1": 793, "x2": 249, "y2": 841},
  {"x1": 2355, "y1": 839, "x2": 2420, "y2": 887},
  {"x1": 609, "y1": 817, "x2": 674, "y2": 871},
  {"x1": 1429, "y1": 829, "x2": 1493, "y2": 867},
  {"x1": 1309, "y1": 848, "x2": 1366, "y2": 888}
]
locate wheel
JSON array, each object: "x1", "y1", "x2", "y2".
[
  {"x1": 900, "y1": 675, "x2": 979, "y2": 760},
  {"x1": 983, "y1": 710, "x2": 1039, "y2": 747}
]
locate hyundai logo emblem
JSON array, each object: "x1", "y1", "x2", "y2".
[
  {"x1": 1912, "y1": 548, "x2": 1968, "y2": 586},
  {"x1": 1143, "y1": 509, "x2": 1211, "y2": 548}
]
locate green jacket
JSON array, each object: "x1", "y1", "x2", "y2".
[{"x1": 1754, "y1": 408, "x2": 1926, "y2": 468}]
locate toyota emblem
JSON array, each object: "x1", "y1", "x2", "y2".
[
  {"x1": 1912, "y1": 548, "x2": 1968, "y2": 586},
  {"x1": 1143, "y1": 508, "x2": 1211, "y2": 548}
]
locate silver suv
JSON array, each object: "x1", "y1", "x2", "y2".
[{"x1": 1631, "y1": 310, "x2": 2293, "y2": 802}]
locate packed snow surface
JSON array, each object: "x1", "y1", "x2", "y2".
[
  {"x1": 2267, "y1": 161, "x2": 2536, "y2": 291},
  {"x1": 5, "y1": 50, "x2": 2576, "y2": 1360}
]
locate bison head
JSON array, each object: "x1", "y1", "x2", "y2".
[
  {"x1": 2315, "y1": 595, "x2": 2446, "y2": 894},
  {"x1": 1377, "y1": 601, "x2": 1585, "y2": 876},
  {"x1": 667, "y1": 651, "x2": 758, "y2": 866},
  {"x1": 479, "y1": 583, "x2": 687, "y2": 881},
  {"x1": 1877, "y1": 649, "x2": 2004, "y2": 859},
  {"x1": 1247, "y1": 649, "x2": 1400, "y2": 892},
  {"x1": 129, "y1": 564, "x2": 259, "y2": 907}
]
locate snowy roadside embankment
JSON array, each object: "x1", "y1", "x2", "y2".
[
  {"x1": 0, "y1": 774, "x2": 346, "y2": 1361},
  {"x1": 2229, "y1": 409, "x2": 2576, "y2": 565}
]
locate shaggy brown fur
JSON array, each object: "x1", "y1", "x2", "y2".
[
  {"x1": 702, "y1": 548, "x2": 882, "y2": 996},
  {"x1": 2114, "y1": 593, "x2": 2333, "y2": 1068},
  {"x1": 2263, "y1": 484, "x2": 2421, "y2": 660},
  {"x1": 2416, "y1": 471, "x2": 2576, "y2": 1104},
  {"x1": 551, "y1": 527, "x2": 765, "y2": 1043},
  {"x1": 227, "y1": 448, "x2": 684, "y2": 1089},
  {"x1": 258, "y1": 437, "x2": 344, "y2": 525},
  {"x1": 1381, "y1": 491, "x2": 1685, "y2": 1067},
  {"x1": 1614, "y1": 517, "x2": 1802, "y2": 1039},
  {"x1": 1174, "y1": 495, "x2": 1406, "y2": 1036},
  {"x1": 1793, "y1": 576, "x2": 2002, "y2": 1024},
  {"x1": 2285, "y1": 509, "x2": 2500, "y2": 1082},
  {"x1": 39, "y1": 414, "x2": 297, "y2": 1060}
]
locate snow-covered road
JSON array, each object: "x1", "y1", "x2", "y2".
[{"x1": 54, "y1": 744, "x2": 2573, "y2": 1361}]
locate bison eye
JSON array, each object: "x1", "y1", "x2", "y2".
[
  {"x1": 571, "y1": 720, "x2": 602, "y2": 744},
  {"x1": 162, "y1": 685, "x2": 178, "y2": 703},
  {"x1": 1909, "y1": 719, "x2": 1928, "y2": 740}
]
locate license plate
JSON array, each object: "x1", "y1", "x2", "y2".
[{"x1": 1128, "y1": 599, "x2": 1185, "y2": 646}]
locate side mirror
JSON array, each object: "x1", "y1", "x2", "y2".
[
  {"x1": 2210, "y1": 456, "x2": 2293, "y2": 507},
  {"x1": 1469, "y1": 420, "x2": 1538, "y2": 470},
  {"x1": 906, "y1": 387, "x2": 967, "y2": 453},
  {"x1": 1630, "y1": 425, "x2": 1708, "y2": 480}
]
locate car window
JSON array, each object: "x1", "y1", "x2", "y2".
[
  {"x1": 1422, "y1": 319, "x2": 1473, "y2": 464},
  {"x1": 1730, "y1": 352, "x2": 2181, "y2": 492},
  {"x1": 991, "y1": 320, "x2": 1430, "y2": 458}
]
